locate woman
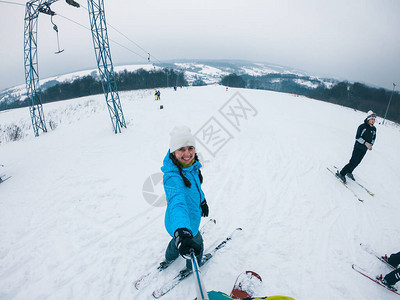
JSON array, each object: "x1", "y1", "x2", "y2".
[
  {"x1": 161, "y1": 126, "x2": 209, "y2": 269},
  {"x1": 336, "y1": 110, "x2": 377, "y2": 183}
]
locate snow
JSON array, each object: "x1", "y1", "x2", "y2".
[
  {"x1": 174, "y1": 63, "x2": 230, "y2": 85},
  {"x1": 293, "y1": 79, "x2": 320, "y2": 89},
  {"x1": 240, "y1": 66, "x2": 278, "y2": 76},
  {"x1": 0, "y1": 85, "x2": 399, "y2": 300}
]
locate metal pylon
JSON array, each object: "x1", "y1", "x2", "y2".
[
  {"x1": 24, "y1": 1, "x2": 57, "y2": 136},
  {"x1": 87, "y1": 0, "x2": 126, "y2": 134},
  {"x1": 24, "y1": 0, "x2": 125, "y2": 136}
]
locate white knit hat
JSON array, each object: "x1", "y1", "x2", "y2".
[
  {"x1": 169, "y1": 126, "x2": 196, "y2": 153},
  {"x1": 366, "y1": 110, "x2": 376, "y2": 121}
]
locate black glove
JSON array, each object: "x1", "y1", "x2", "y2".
[
  {"x1": 174, "y1": 228, "x2": 201, "y2": 259},
  {"x1": 200, "y1": 200, "x2": 209, "y2": 217}
]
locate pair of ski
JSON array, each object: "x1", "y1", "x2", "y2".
[
  {"x1": 134, "y1": 219, "x2": 242, "y2": 298},
  {"x1": 134, "y1": 218, "x2": 216, "y2": 290},
  {"x1": 327, "y1": 166, "x2": 374, "y2": 202},
  {"x1": 153, "y1": 227, "x2": 242, "y2": 298},
  {"x1": 352, "y1": 243, "x2": 399, "y2": 296}
]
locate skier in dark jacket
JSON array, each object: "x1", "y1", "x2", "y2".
[
  {"x1": 336, "y1": 110, "x2": 377, "y2": 183},
  {"x1": 379, "y1": 252, "x2": 400, "y2": 290}
]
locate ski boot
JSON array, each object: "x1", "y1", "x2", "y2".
[
  {"x1": 377, "y1": 274, "x2": 398, "y2": 291},
  {"x1": 336, "y1": 171, "x2": 346, "y2": 183}
]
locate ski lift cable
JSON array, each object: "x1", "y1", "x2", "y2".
[
  {"x1": 78, "y1": 2, "x2": 162, "y2": 64},
  {"x1": 105, "y1": 22, "x2": 162, "y2": 64},
  {"x1": 106, "y1": 23, "x2": 162, "y2": 64},
  {"x1": 56, "y1": 13, "x2": 91, "y2": 31},
  {"x1": 107, "y1": 39, "x2": 149, "y2": 61},
  {"x1": 1, "y1": 0, "x2": 161, "y2": 63},
  {"x1": 55, "y1": 12, "x2": 148, "y2": 60},
  {"x1": 0, "y1": 0, "x2": 25, "y2": 6}
]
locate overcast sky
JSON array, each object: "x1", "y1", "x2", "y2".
[{"x1": 0, "y1": 0, "x2": 399, "y2": 91}]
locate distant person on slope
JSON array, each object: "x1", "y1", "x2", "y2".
[
  {"x1": 161, "y1": 125, "x2": 209, "y2": 270},
  {"x1": 336, "y1": 110, "x2": 377, "y2": 183},
  {"x1": 378, "y1": 252, "x2": 400, "y2": 290}
]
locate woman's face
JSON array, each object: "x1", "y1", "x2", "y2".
[
  {"x1": 173, "y1": 146, "x2": 195, "y2": 164},
  {"x1": 368, "y1": 117, "x2": 375, "y2": 126}
]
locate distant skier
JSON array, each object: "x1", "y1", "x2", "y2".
[
  {"x1": 336, "y1": 110, "x2": 377, "y2": 183},
  {"x1": 155, "y1": 90, "x2": 159, "y2": 100},
  {"x1": 161, "y1": 125, "x2": 209, "y2": 270},
  {"x1": 157, "y1": 90, "x2": 161, "y2": 100},
  {"x1": 379, "y1": 252, "x2": 400, "y2": 290}
]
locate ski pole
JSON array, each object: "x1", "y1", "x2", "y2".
[{"x1": 190, "y1": 249, "x2": 209, "y2": 300}]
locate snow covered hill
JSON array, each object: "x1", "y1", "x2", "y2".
[
  {"x1": 0, "y1": 86, "x2": 399, "y2": 300},
  {"x1": 0, "y1": 60, "x2": 336, "y2": 106}
]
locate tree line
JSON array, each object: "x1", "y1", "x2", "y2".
[
  {"x1": 1, "y1": 69, "x2": 398, "y2": 124},
  {"x1": 221, "y1": 73, "x2": 400, "y2": 123},
  {"x1": 0, "y1": 68, "x2": 187, "y2": 111}
]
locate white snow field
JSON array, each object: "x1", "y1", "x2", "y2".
[{"x1": 0, "y1": 85, "x2": 399, "y2": 300}]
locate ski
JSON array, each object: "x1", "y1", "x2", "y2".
[
  {"x1": 360, "y1": 243, "x2": 396, "y2": 270},
  {"x1": 353, "y1": 180, "x2": 375, "y2": 196},
  {"x1": 326, "y1": 167, "x2": 363, "y2": 202},
  {"x1": 0, "y1": 175, "x2": 11, "y2": 184},
  {"x1": 133, "y1": 218, "x2": 216, "y2": 290},
  {"x1": 152, "y1": 227, "x2": 243, "y2": 298},
  {"x1": 352, "y1": 264, "x2": 400, "y2": 295},
  {"x1": 333, "y1": 166, "x2": 375, "y2": 196}
]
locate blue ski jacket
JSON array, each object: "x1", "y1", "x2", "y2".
[{"x1": 161, "y1": 151, "x2": 205, "y2": 237}]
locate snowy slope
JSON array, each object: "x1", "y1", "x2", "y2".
[{"x1": 0, "y1": 86, "x2": 399, "y2": 300}]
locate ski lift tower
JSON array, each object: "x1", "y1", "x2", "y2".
[
  {"x1": 24, "y1": 0, "x2": 126, "y2": 136},
  {"x1": 24, "y1": 0, "x2": 55, "y2": 136},
  {"x1": 87, "y1": 0, "x2": 126, "y2": 133}
]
